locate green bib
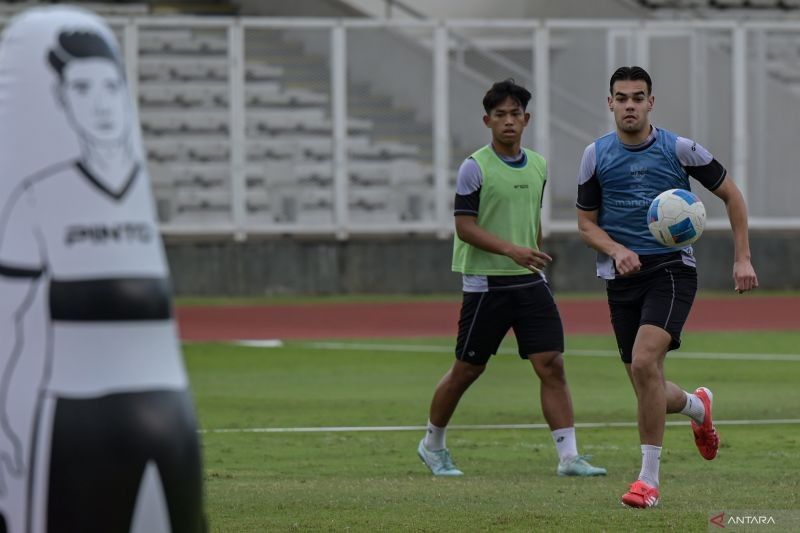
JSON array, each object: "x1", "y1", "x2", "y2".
[{"x1": 452, "y1": 145, "x2": 547, "y2": 275}]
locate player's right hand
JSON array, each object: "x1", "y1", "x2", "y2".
[
  {"x1": 733, "y1": 259, "x2": 758, "y2": 293},
  {"x1": 506, "y1": 246, "x2": 552, "y2": 272},
  {"x1": 611, "y1": 246, "x2": 641, "y2": 276}
]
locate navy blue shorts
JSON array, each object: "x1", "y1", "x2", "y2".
[
  {"x1": 455, "y1": 280, "x2": 564, "y2": 366},
  {"x1": 606, "y1": 264, "x2": 697, "y2": 364}
]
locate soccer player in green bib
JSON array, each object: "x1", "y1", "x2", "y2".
[{"x1": 417, "y1": 79, "x2": 606, "y2": 478}]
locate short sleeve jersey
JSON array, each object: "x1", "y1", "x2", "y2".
[
  {"x1": 0, "y1": 161, "x2": 187, "y2": 395},
  {"x1": 576, "y1": 126, "x2": 726, "y2": 279},
  {"x1": 0, "y1": 162, "x2": 168, "y2": 280}
]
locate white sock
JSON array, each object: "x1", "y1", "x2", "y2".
[
  {"x1": 551, "y1": 427, "x2": 578, "y2": 463},
  {"x1": 680, "y1": 391, "x2": 706, "y2": 425},
  {"x1": 638, "y1": 445, "x2": 661, "y2": 488},
  {"x1": 424, "y1": 420, "x2": 446, "y2": 451}
]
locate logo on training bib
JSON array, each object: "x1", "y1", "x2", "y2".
[{"x1": 630, "y1": 164, "x2": 648, "y2": 178}]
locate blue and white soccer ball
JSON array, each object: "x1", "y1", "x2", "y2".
[{"x1": 647, "y1": 189, "x2": 706, "y2": 247}]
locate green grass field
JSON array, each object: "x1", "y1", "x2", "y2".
[{"x1": 186, "y1": 331, "x2": 800, "y2": 532}]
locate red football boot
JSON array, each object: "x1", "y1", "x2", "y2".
[
  {"x1": 691, "y1": 387, "x2": 720, "y2": 460},
  {"x1": 621, "y1": 480, "x2": 660, "y2": 508}
]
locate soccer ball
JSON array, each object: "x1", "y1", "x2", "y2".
[{"x1": 647, "y1": 189, "x2": 706, "y2": 247}]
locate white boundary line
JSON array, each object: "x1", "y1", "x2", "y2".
[
  {"x1": 293, "y1": 341, "x2": 800, "y2": 362},
  {"x1": 235, "y1": 339, "x2": 284, "y2": 348},
  {"x1": 202, "y1": 418, "x2": 800, "y2": 434}
]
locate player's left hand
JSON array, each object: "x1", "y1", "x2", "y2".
[{"x1": 733, "y1": 259, "x2": 758, "y2": 293}]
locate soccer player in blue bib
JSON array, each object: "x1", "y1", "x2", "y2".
[{"x1": 576, "y1": 66, "x2": 758, "y2": 508}]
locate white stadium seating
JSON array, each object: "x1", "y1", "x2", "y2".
[
  {"x1": 133, "y1": 21, "x2": 435, "y2": 227},
  {"x1": 130, "y1": 20, "x2": 437, "y2": 228}
]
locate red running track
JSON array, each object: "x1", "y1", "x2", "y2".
[{"x1": 176, "y1": 296, "x2": 800, "y2": 341}]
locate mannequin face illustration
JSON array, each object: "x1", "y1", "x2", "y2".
[{"x1": 59, "y1": 58, "x2": 129, "y2": 144}]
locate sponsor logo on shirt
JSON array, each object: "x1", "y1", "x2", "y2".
[
  {"x1": 630, "y1": 164, "x2": 648, "y2": 178},
  {"x1": 610, "y1": 199, "x2": 650, "y2": 208},
  {"x1": 65, "y1": 223, "x2": 154, "y2": 246}
]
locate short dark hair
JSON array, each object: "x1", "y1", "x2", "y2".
[
  {"x1": 48, "y1": 30, "x2": 121, "y2": 80},
  {"x1": 609, "y1": 66, "x2": 652, "y2": 95},
  {"x1": 482, "y1": 78, "x2": 532, "y2": 113}
]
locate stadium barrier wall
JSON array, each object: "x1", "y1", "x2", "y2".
[{"x1": 165, "y1": 229, "x2": 798, "y2": 295}]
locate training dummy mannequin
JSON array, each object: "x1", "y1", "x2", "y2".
[{"x1": 0, "y1": 7, "x2": 205, "y2": 532}]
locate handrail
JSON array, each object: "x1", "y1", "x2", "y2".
[
  {"x1": 384, "y1": 0, "x2": 426, "y2": 20},
  {"x1": 378, "y1": 1, "x2": 606, "y2": 122},
  {"x1": 2, "y1": 12, "x2": 792, "y2": 236}
]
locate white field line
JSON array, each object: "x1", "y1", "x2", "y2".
[
  {"x1": 202, "y1": 418, "x2": 800, "y2": 434},
  {"x1": 292, "y1": 341, "x2": 800, "y2": 362},
  {"x1": 235, "y1": 339, "x2": 284, "y2": 348}
]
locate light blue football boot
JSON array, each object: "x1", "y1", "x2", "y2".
[
  {"x1": 557, "y1": 455, "x2": 607, "y2": 477},
  {"x1": 417, "y1": 439, "x2": 463, "y2": 476}
]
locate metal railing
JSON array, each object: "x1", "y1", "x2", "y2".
[{"x1": 2, "y1": 15, "x2": 800, "y2": 239}]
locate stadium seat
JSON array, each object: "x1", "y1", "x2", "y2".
[
  {"x1": 399, "y1": 187, "x2": 435, "y2": 222},
  {"x1": 141, "y1": 83, "x2": 326, "y2": 109},
  {"x1": 247, "y1": 160, "x2": 298, "y2": 187},
  {"x1": 139, "y1": 33, "x2": 188, "y2": 54},
  {"x1": 245, "y1": 108, "x2": 327, "y2": 135},
  {"x1": 245, "y1": 135, "x2": 378, "y2": 162},
  {"x1": 246, "y1": 140, "x2": 295, "y2": 161},
  {"x1": 245, "y1": 188, "x2": 271, "y2": 215},
  {"x1": 188, "y1": 140, "x2": 229, "y2": 162},
  {"x1": 151, "y1": 180, "x2": 176, "y2": 222},
  {"x1": 167, "y1": 209, "x2": 231, "y2": 225},
  {"x1": 245, "y1": 63, "x2": 285, "y2": 81},
  {"x1": 246, "y1": 86, "x2": 329, "y2": 107},
  {"x1": 139, "y1": 57, "x2": 231, "y2": 82},
  {"x1": 711, "y1": 0, "x2": 747, "y2": 7},
  {"x1": 140, "y1": 111, "x2": 229, "y2": 135},
  {"x1": 349, "y1": 195, "x2": 394, "y2": 223},
  {"x1": 146, "y1": 138, "x2": 230, "y2": 163},
  {"x1": 349, "y1": 141, "x2": 420, "y2": 160},
  {"x1": 348, "y1": 162, "x2": 392, "y2": 186},
  {"x1": 146, "y1": 142, "x2": 182, "y2": 163},
  {"x1": 175, "y1": 188, "x2": 231, "y2": 212},
  {"x1": 267, "y1": 187, "x2": 334, "y2": 224},
  {"x1": 139, "y1": 84, "x2": 229, "y2": 109},
  {"x1": 153, "y1": 182, "x2": 232, "y2": 225},
  {"x1": 139, "y1": 30, "x2": 227, "y2": 55},
  {"x1": 293, "y1": 162, "x2": 334, "y2": 186},
  {"x1": 150, "y1": 162, "x2": 229, "y2": 189},
  {"x1": 248, "y1": 115, "x2": 373, "y2": 136},
  {"x1": 769, "y1": 61, "x2": 800, "y2": 82}
]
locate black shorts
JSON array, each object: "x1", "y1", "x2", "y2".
[
  {"x1": 455, "y1": 280, "x2": 564, "y2": 365},
  {"x1": 47, "y1": 390, "x2": 205, "y2": 533},
  {"x1": 606, "y1": 264, "x2": 697, "y2": 364}
]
